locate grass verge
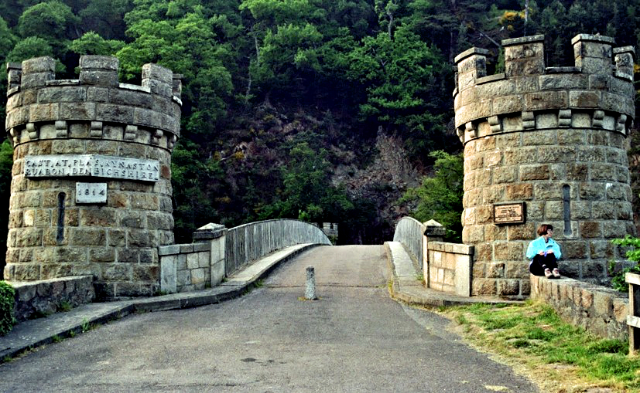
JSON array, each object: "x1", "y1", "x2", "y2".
[{"x1": 439, "y1": 300, "x2": 640, "y2": 393}]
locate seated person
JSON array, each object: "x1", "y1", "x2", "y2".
[{"x1": 526, "y1": 224, "x2": 561, "y2": 279}]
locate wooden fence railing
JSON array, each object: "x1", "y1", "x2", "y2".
[{"x1": 626, "y1": 272, "x2": 640, "y2": 355}]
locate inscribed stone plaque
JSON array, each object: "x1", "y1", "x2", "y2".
[
  {"x1": 76, "y1": 182, "x2": 107, "y2": 204},
  {"x1": 24, "y1": 154, "x2": 160, "y2": 182},
  {"x1": 494, "y1": 202, "x2": 525, "y2": 224}
]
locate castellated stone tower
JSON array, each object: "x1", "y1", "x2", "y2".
[
  {"x1": 4, "y1": 55, "x2": 182, "y2": 299},
  {"x1": 454, "y1": 35, "x2": 636, "y2": 298}
]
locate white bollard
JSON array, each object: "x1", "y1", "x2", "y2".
[{"x1": 305, "y1": 266, "x2": 317, "y2": 300}]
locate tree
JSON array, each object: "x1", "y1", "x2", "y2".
[
  {"x1": 68, "y1": 31, "x2": 124, "y2": 55},
  {"x1": 117, "y1": 1, "x2": 234, "y2": 131},
  {"x1": 400, "y1": 151, "x2": 463, "y2": 242},
  {"x1": 259, "y1": 142, "x2": 353, "y2": 223},
  {"x1": 7, "y1": 36, "x2": 54, "y2": 62},
  {"x1": 77, "y1": 0, "x2": 131, "y2": 39},
  {"x1": 18, "y1": 1, "x2": 80, "y2": 41},
  {"x1": 346, "y1": 26, "x2": 450, "y2": 157}
]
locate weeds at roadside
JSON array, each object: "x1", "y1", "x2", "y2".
[
  {"x1": 58, "y1": 301, "x2": 72, "y2": 312},
  {"x1": 51, "y1": 335, "x2": 62, "y2": 343},
  {"x1": 81, "y1": 319, "x2": 92, "y2": 333},
  {"x1": 441, "y1": 301, "x2": 640, "y2": 392}
]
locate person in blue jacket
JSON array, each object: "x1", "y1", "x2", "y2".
[{"x1": 526, "y1": 224, "x2": 561, "y2": 278}]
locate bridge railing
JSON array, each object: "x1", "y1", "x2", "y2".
[
  {"x1": 159, "y1": 219, "x2": 331, "y2": 293},
  {"x1": 225, "y1": 219, "x2": 331, "y2": 276},
  {"x1": 392, "y1": 217, "x2": 425, "y2": 271}
]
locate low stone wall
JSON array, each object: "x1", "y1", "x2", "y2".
[
  {"x1": 159, "y1": 225, "x2": 226, "y2": 293},
  {"x1": 426, "y1": 242, "x2": 473, "y2": 296},
  {"x1": 531, "y1": 275, "x2": 628, "y2": 340},
  {"x1": 12, "y1": 276, "x2": 95, "y2": 321}
]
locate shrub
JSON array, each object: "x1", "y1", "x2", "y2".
[
  {"x1": 0, "y1": 281, "x2": 15, "y2": 336},
  {"x1": 610, "y1": 236, "x2": 640, "y2": 292}
]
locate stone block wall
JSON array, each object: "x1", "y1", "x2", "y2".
[
  {"x1": 454, "y1": 35, "x2": 636, "y2": 298},
  {"x1": 531, "y1": 275, "x2": 628, "y2": 340},
  {"x1": 4, "y1": 56, "x2": 182, "y2": 299},
  {"x1": 11, "y1": 275, "x2": 95, "y2": 321},
  {"x1": 160, "y1": 224, "x2": 226, "y2": 293},
  {"x1": 159, "y1": 243, "x2": 216, "y2": 293},
  {"x1": 426, "y1": 242, "x2": 473, "y2": 296}
]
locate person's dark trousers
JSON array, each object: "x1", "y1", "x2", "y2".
[{"x1": 529, "y1": 254, "x2": 558, "y2": 276}]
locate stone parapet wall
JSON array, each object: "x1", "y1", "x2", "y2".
[
  {"x1": 454, "y1": 34, "x2": 635, "y2": 298},
  {"x1": 4, "y1": 56, "x2": 182, "y2": 299},
  {"x1": 6, "y1": 56, "x2": 181, "y2": 145},
  {"x1": 454, "y1": 35, "x2": 634, "y2": 132},
  {"x1": 426, "y1": 241, "x2": 473, "y2": 296},
  {"x1": 531, "y1": 275, "x2": 628, "y2": 340},
  {"x1": 159, "y1": 242, "x2": 225, "y2": 293},
  {"x1": 11, "y1": 275, "x2": 94, "y2": 321}
]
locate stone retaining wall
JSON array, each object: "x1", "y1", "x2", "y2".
[
  {"x1": 11, "y1": 275, "x2": 94, "y2": 321},
  {"x1": 531, "y1": 275, "x2": 628, "y2": 340},
  {"x1": 426, "y1": 242, "x2": 473, "y2": 296}
]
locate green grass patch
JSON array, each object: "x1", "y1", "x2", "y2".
[{"x1": 443, "y1": 301, "x2": 640, "y2": 391}]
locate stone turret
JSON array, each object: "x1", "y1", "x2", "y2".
[
  {"x1": 454, "y1": 35, "x2": 635, "y2": 298},
  {"x1": 4, "y1": 56, "x2": 182, "y2": 299}
]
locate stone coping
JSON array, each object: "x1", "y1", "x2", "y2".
[
  {"x1": 571, "y1": 34, "x2": 616, "y2": 45},
  {"x1": 158, "y1": 242, "x2": 211, "y2": 256},
  {"x1": 428, "y1": 241, "x2": 474, "y2": 255},
  {"x1": 613, "y1": 46, "x2": 636, "y2": 55},
  {"x1": 502, "y1": 35, "x2": 545, "y2": 46},
  {"x1": 454, "y1": 47, "x2": 490, "y2": 64}
]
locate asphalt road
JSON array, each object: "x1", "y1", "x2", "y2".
[{"x1": 0, "y1": 245, "x2": 537, "y2": 392}]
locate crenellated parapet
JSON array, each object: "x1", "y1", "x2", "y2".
[
  {"x1": 6, "y1": 56, "x2": 182, "y2": 151},
  {"x1": 3, "y1": 56, "x2": 183, "y2": 299},
  {"x1": 454, "y1": 34, "x2": 636, "y2": 300},
  {"x1": 454, "y1": 35, "x2": 635, "y2": 144}
]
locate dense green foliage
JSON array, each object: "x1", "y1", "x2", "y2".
[
  {"x1": 400, "y1": 151, "x2": 463, "y2": 241},
  {"x1": 0, "y1": 0, "x2": 638, "y2": 273},
  {"x1": 611, "y1": 236, "x2": 640, "y2": 292},
  {"x1": 0, "y1": 281, "x2": 15, "y2": 336}
]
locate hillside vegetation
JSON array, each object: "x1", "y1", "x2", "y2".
[{"x1": 0, "y1": 0, "x2": 638, "y2": 270}]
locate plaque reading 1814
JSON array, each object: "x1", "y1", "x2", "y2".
[
  {"x1": 76, "y1": 182, "x2": 107, "y2": 204},
  {"x1": 494, "y1": 202, "x2": 525, "y2": 224}
]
